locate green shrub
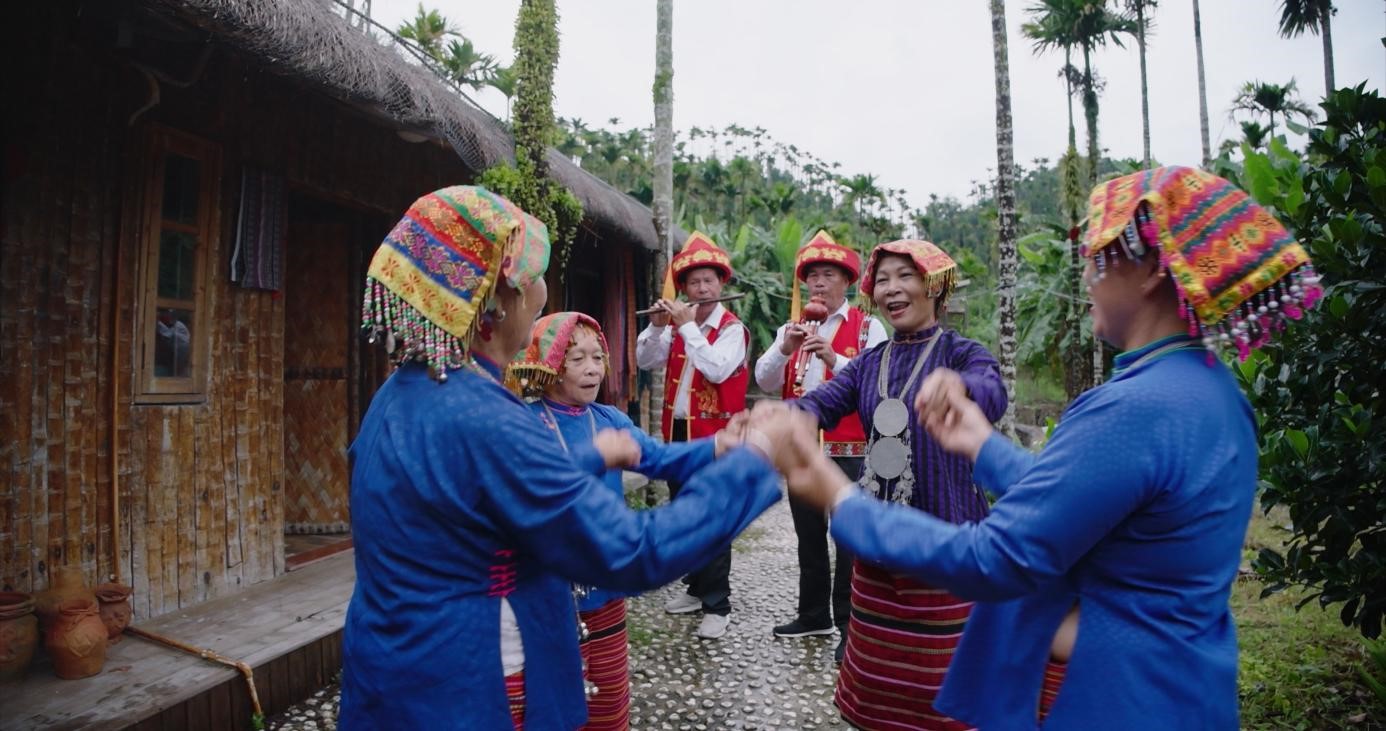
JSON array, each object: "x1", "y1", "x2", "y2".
[{"x1": 1224, "y1": 85, "x2": 1386, "y2": 639}]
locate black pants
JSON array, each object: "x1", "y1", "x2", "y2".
[
  {"x1": 789, "y1": 455, "x2": 861, "y2": 630},
  {"x1": 669, "y1": 419, "x2": 732, "y2": 616}
]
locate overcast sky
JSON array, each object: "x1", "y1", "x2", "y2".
[{"x1": 369, "y1": 0, "x2": 1385, "y2": 206}]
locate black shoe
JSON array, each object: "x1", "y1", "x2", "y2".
[
  {"x1": 834, "y1": 635, "x2": 847, "y2": 665},
  {"x1": 773, "y1": 618, "x2": 835, "y2": 638}
]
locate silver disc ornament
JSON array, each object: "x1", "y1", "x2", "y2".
[
  {"x1": 872, "y1": 398, "x2": 910, "y2": 437},
  {"x1": 868, "y1": 436, "x2": 909, "y2": 480}
]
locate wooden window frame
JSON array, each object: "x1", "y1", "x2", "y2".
[{"x1": 134, "y1": 127, "x2": 220, "y2": 404}]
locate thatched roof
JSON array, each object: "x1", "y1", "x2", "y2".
[{"x1": 149, "y1": 0, "x2": 673, "y2": 251}]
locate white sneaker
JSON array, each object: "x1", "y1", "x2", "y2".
[
  {"x1": 664, "y1": 593, "x2": 703, "y2": 615},
  {"x1": 696, "y1": 613, "x2": 731, "y2": 639}
]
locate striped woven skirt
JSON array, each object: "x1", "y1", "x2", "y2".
[
  {"x1": 835, "y1": 561, "x2": 975, "y2": 730},
  {"x1": 1038, "y1": 659, "x2": 1067, "y2": 723},
  {"x1": 578, "y1": 598, "x2": 631, "y2": 731},
  {"x1": 504, "y1": 669, "x2": 526, "y2": 729}
]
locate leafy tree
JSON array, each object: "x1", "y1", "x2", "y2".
[
  {"x1": 490, "y1": 65, "x2": 518, "y2": 120},
  {"x1": 1023, "y1": 0, "x2": 1134, "y2": 188},
  {"x1": 441, "y1": 38, "x2": 499, "y2": 91},
  {"x1": 1277, "y1": 0, "x2": 1336, "y2": 93},
  {"x1": 1231, "y1": 80, "x2": 1317, "y2": 139},
  {"x1": 396, "y1": 3, "x2": 456, "y2": 58},
  {"x1": 1013, "y1": 226, "x2": 1091, "y2": 384},
  {"x1": 1240, "y1": 120, "x2": 1270, "y2": 150},
  {"x1": 484, "y1": 0, "x2": 583, "y2": 271},
  {"x1": 1227, "y1": 85, "x2": 1386, "y2": 638},
  {"x1": 1023, "y1": 0, "x2": 1130, "y2": 393}
]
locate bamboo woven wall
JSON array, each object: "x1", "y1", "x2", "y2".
[{"x1": 0, "y1": 24, "x2": 290, "y2": 619}]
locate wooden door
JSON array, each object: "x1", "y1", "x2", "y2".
[{"x1": 282, "y1": 221, "x2": 351, "y2": 533}]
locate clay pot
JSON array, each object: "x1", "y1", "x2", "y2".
[
  {"x1": 44, "y1": 598, "x2": 107, "y2": 679},
  {"x1": 0, "y1": 592, "x2": 39, "y2": 682},
  {"x1": 94, "y1": 583, "x2": 133, "y2": 645},
  {"x1": 33, "y1": 566, "x2": 96, "y2": 623}
]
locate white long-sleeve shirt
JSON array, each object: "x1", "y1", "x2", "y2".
[
  {"x1": 635, "y1": 303, "x2": 748, "y2": 418},
  {"x1": 754, "y1": 301, "x2": 887, "y2": 395}
]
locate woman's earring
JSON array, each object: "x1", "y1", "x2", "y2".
[{"x1": 494, "y1": 306, "x2": 507, "y2": 322}]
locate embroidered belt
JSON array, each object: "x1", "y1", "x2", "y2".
[{"x1": 823, "y1": 441, "x2": 867, "y2": 457}]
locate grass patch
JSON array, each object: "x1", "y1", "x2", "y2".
[
  {"x1": 1014, "y1": 371, "x2": 1065, "y2": 405},
  {"x1": 626, "y1": 617, "x2": 657, "y2": 648},
  {"x1": 732, "y1": 526, "x2": 766, "y2": 554},
  {"x1": 1236, "y1": 507, "x2": 1385, "y2": 728}
]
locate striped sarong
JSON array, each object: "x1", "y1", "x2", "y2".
[
  {"x1": 579, "y1": 598, "x2": 631, "y2": 731},
  {"x1": 1038, "y1": 659, "x2": 1067, "y2": 722},
  {"x1": 505, "y1": 669, "x2": 525, "y2": 729},
  {"x1": 835, "y1": 561, "x2": 975, "y2": 730}
]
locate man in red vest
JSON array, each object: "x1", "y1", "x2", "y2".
[
  {"x1": 636, "y1": 231, "x2": 750, "y2": 640},
  {"x1": 753, "y1": 230, "x2": 886, "y2": 662}
]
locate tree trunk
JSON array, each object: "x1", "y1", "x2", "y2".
[
  {"x1": 989, "y1": 0, "x2": 1019, "y2": 437},
  {"x1": 647, "y1": 254, "x2": 667, "y2": 449},
  {"x1": 1193, "y1": 0, "x2": 1212, "y2": 167},
  {"x1": 1082, "y1": 45, "x2": 1099, "y2": 186},
  {"x1": 648, "y1": 0, "x2": 674, "y2": 446},
  {"x1": 1092, "y1": 329, "x2": 1105, "y2": 385},
  {"x1": 1076, "y1": 47, "x2": 1098, "y2": 394},
  {"x1": 1321, "y1": 3, "x2": 1335, "y2": 93},
  {"x1": 1137, "y1": 5, "x2": 1152, "y2": 168},
  {"x1": 653, "y1": 0, "x2": 674, "y2": 263},
  {"x1": 1065, "y1": 48, "x2": 1076, "y2": 150}
]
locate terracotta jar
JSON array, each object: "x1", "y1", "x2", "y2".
[
  {"x1": 33, "y1": 566, "x2": 96, "y2": 623},
  {"x1": 0, "y1": 592, "x2": 38, "y2": 682},
  {"x1": 44, "y1": 598, "x2": 107, "y2": 679},
  {"x1": 94, "y1": 583, "x2": 133, "y2": 645}
]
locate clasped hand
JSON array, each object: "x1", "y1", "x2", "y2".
[{"x1": 913, "y1": 369, "x2": 992, "y2": 462}]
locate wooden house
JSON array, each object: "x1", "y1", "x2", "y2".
[{"x1": 2, "y1": 0, "x2": 666, "y2": 725}]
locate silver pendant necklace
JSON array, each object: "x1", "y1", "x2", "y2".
[{"x1": 861, "y1": 332, "x2": 941, "y2": 505}]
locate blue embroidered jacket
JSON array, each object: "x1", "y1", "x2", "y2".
[
  {"x1": 339, "y1": 361, "x2": 780, "y2": 729},
  {"x1": 830, "y1": 336, "x2": 1256, "y2": 729},
  {"x1": 529, "y1": 397, "x2": 716, "y2": 612}
]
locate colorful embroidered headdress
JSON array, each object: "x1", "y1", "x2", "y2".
[
  {"x1": 860, "y1": 239, "x2": 959, "y2": 307},
  {"x1": 361, "y1": 185, "x2": 551, "y2": 377},
  {"x1": 1083, "y1": 166, "x2": 1321, "y2": 360},
  {"x1": 791, "y1": 230, "x2": 862, "y2": 322},
  {"x1": 508, "y1": 311, "x2": 609, "y2": 396},
  {"x1": 660, "y1": 231, "x2": 734, "y2": 300}
]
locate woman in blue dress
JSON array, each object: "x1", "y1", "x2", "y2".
[
  {"x1": 510, "y1": 310, "x2": 737, "y2": 730},
  {"x1": 775, "y1": 167, "x2": 1323, "y2": 729},
  {"x1": 341, "y1": 186, "x2": 786, "y2": 729}
]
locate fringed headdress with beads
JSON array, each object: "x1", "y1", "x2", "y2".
[
  {"x1": 507, "y1": 312, "x2": 610, "y2": 397},
  {"x1": 860, "y1": 239, "x2": 959, "y2": 309},
  {"x1": 360, "y1": 185, "x2": 551, "y2": 380},
  {"x1": 1083, "y1": 166, "x2": 1321, "y2": 361}
]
